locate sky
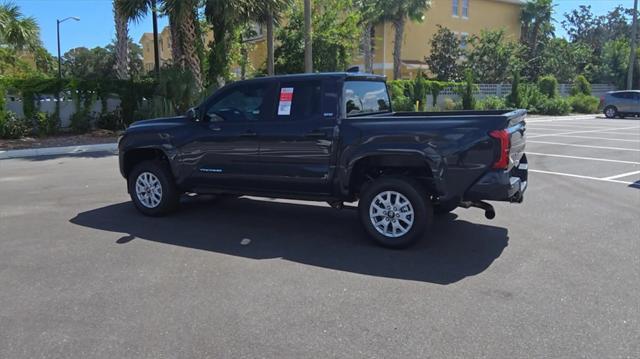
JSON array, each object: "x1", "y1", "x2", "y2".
[{"x1": 14, "y1": 0, "x2": 635, "y2": 56}]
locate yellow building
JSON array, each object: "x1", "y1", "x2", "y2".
[
  {"x1": 139, "y1": 0, "x2": 522, "y2": 79},
  {"x1": 356, "y1": 0, "x2": 524, "y2": 78},
  {"x1": 139, "y1": 23, "x2": 266, "y2": 76}
]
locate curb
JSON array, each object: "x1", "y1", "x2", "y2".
[{"x1": 0, "y1": 143, "x2": 117, "y2": 160}]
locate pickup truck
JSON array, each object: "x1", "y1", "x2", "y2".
[{"x1": 118, "y1": 72, "x2": 527, "y2": 248}]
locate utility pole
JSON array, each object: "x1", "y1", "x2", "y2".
[
  {"x1": 628, "y1": 0, "x2": 638, "y2": 90},
  {"x1": 304, "y1": 0, "x2": 312, "y2": 73},
  {"x1": 151, "y1": 0, "x2": 160, "y2": 77},
  {"x1": 267, "y1": 11, "x2": 274, "y2": 76},
  {"x1": 56, "y1": 17, "x2": 80, "y2": 80}
]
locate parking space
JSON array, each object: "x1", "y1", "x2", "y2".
[
  {"x1": 525, "y1": 116, "x2": 640, "y2": 187},
  {"x1": 0, "y1": 115, "x2": 639, "y2": 358}
]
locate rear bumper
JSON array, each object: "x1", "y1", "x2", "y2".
[{"x1": 465, "y1": 154, "x2": 528, "y2": 203}]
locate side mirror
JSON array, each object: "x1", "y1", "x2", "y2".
[{"x1": 186, "y1": 107, "x2": 198, "y2": 121}]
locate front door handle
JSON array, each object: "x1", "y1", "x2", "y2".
[
  {"x1": 305, "y1": 130, "x2": 326, "y2": 138},
  {"x1": 209, "y1": 124, "x2": 222, "y2": 131},
  {"x1": 239, "y1": 130, "x2": 257, "y2": 137}
]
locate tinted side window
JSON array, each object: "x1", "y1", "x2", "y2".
[
  {"x1": 634, "y1": 93, "x2": 640, "y2": 100},
  {"x1": 344, "y1": 81, "x2": 390, "y2": 116},
  {"x1": 611, "y1": 93, "x2": 624, "y2": 99},
  {"x1": 207, "y1": 83, "x2": 272, "y2": 122},
  {"x1": 276, "y1": 81, "x2": 322, "y2": 120}
]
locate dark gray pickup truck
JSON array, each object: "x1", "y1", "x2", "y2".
[{"x1": 118, "y1": 72, "x2": 527, "y2": 248}]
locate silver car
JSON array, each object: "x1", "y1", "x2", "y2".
[{"x1": 602, "y1": 90, "x2": 640, "y2": 118}]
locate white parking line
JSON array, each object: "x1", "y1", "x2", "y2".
[
  {"x1": 526, "y1": 152, "x2": 640, "y2": 165},
  {"x1": 603, "y1": 170, "x2": 640, "y2": 180},
  {"x1": 526, "y1": 134, "x2": 640, "y2": 143},
  {"x1": 528, "y1": 141, "x2": 640, "y2": 152},
  {"x1": 529, "y1": 169, "x2": 636, "y2": 185},
  {"x1": 527, "y1": 123, "x2": 620, "y2": 129},
  {"x1": 528, "y1": 126, "x2": 640, "y2": 138}
]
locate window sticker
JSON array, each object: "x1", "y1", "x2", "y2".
[{"x1": 278, "y1": 87, "x2": 294, "y2": 115}]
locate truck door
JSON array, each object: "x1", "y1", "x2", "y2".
[
  {"x1": 253, "y1": 79, "x2": 338, "y2": 195},
  {"x1": 179, "y1": 81, "x2": 276, "y2": 190}
]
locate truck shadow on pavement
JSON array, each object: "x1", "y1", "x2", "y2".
[{"x1": 70, "y1": 196, "x2": 509, "y2": 285}]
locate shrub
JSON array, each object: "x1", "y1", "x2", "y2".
[
  {"x1": 413, "y1": 75, "x2": 428, "y2": 111},
  {"x1": 520, "y1": 84, "x2": 546, "y2": 112},
  {"x1": 476, "y1": 96, "x2": 507, "y2": 110},
  {"x1": 96, "y1": 111, "x2": 125, "y2": 131},
  {"x1": 537, "y1": 75, "x2": 559, "y2": 98},
  {"x1": 461, "y1": 69, "x2": 476, "y2": 110},
  {"x1": 537, "y1": 97, "x2": 571, "y2": 115},
  {"x1": 0, "y1": 111, "x2": 31, "y2": 139},
  {"x1": 388, "y1": 80, "x2": 415, "y2": 111},
  {"x1": 570, "y1": 75, "x2": 591, "y2": 96},
  {"x1": 507, "y1": 71, "x2": 522, "y2": 108},
  {"x1": 569, "y1": 94, "x2": 599, "y2": 113},
  {"x1": 69, "y1": 111, "x2": 93, "y2": 133},
  {"x1": 443, "y1": 97, "x2": 457, "y2": 110},
  {"x1": 34, "y1": 111, "x2": 59, "y2": 137}
]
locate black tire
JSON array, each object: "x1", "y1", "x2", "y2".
[
  {"x1": 604, "y1": 106, "x2": 617, "y2": 119},
  {"x1": 358, "y1": 176, "x2": 433, "y2": 248},
  {"x1": 128, "y1": 160, "x2": 180, "y2": 216},
  {"x1": 433, "y1": 202, "x2": 458, "y2": 215}
]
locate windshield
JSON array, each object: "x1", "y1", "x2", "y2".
[{"x1": 344, "y1": 81, "x2": 391, "y2": 116}]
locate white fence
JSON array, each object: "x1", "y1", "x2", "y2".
[
  {"x1": 5, "y1": 95, "x2": 122, "y2": 128},
  {"x1": 433, "y1": 83, "x2": 615, "y2": 107},
  {"x1": 3, "y1": 83, "x2": 617, "y2": 128}
]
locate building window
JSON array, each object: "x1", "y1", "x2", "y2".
[
  {"x1": 462, "y1": 0, "x2": 469, "y2": 18},
  {"x1": 452, "y1": 0, "x2": 459, "y2": 16}
]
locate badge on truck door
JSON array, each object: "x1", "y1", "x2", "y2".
[{"x1": 278, "y1": 87, "x2": 294, "y2": 116}]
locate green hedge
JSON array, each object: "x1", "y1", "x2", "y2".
[{"x1": 569, "y1": 94, "x2": 600, "y2": 113}]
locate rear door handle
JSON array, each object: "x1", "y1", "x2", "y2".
[
  {"x1": 305, "y1": 130, "x2": 326, "y2": 138},
  {"x1": 240, "y1": 130, "x2": 257, "y2": 137}
]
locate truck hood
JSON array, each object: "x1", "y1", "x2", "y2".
[{"x1": 127, "y1": 116, "x2": 188, "y2": 131}]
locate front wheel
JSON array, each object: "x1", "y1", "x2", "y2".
[
  {"x1": 358, "y1": 177, "x2": 432, "y2": 248},
  {"x1": 128, "y1": 160, "x2": 180, "y2": 216},
  {"x1": 604, "y1": 106, "x2": 617, "y2": 119}
]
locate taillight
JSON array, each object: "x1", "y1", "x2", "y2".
[{"x1": 489, "y1": 129, "x2": 510, "y2": 170}]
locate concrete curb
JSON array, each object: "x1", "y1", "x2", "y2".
[{"x1": 0, "y1": 143, "x2": 117, "y2": 160}]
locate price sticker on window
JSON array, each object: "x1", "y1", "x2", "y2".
[{"x1": 278, "y1": 87, "x2": 294, "y2": 115}]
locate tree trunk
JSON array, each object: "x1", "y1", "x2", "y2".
[
  {"x1": 304, "y1": 0, "x2": 313, "y2": 73},
  {"x1": 392, "y1": 16, "x2": 405, "y2": 80},
  {"x1": 362, "y1": 22, "x2": 373, "y2": 73},
  {"x1": 169, "y1": 13, "x2": 184, "y2": 68},
  {"x1": 178, "y1": 6, "x2": 203, "y2": 91},
  {"x1": 267, "y1": 11, "x2": 275, "y2": 76},
  {"x1": 114, "y1": 4, "x2": 129, "y2": 80}
]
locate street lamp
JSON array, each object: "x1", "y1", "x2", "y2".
[{"x1": 57, "y1": 16, "x2": 80, "y2": 80}]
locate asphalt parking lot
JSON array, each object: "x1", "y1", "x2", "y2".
[{"x1": 0, "y1": 115, "x2": 638, "y2": 358}]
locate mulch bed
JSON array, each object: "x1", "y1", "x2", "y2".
[{"x1": 0, "y1": 130, "x2": 119, "y2": 151}]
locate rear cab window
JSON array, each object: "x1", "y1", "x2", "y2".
[{"x1": 344, "y1": 81, "x2": 391, "y2": 117}]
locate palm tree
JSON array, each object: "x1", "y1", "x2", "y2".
[
  {"x1": 356, "y1": 0, "x2": 383, "y2": 73},
  {"x1": 113, "y1": 1, "x2": 129, "y2": 80},
  {"x1": 116, "y1": 0, "x2": 203, "y2": 89},
  {"x1": 0, "y1": 3, "x2": 40, "y2": 50},
  {"x1": 383, "y1": 0, "x2": 430, "y2": 79},
  {"x1": 253, "y1": 0, "x2": 290, "y2": 76}
]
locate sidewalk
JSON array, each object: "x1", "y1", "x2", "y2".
[{"x1": 0, "y1": 143, "x2": 117, "y2": 160}]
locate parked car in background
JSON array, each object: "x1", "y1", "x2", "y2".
[{"x1": 602, "y1": 90, "x2": 640, "y2": 118}]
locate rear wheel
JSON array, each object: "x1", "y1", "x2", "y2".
[
  {"x1": 128, "y1": 160, "x2": 180, "y2": 216},
  {"x1": 604, "y1": 106, "x2": 617, "y2": 119},
  {"x1": 358, "y1": 177, "x2": 432, "y2": 248}
]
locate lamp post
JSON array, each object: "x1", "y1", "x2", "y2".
[{"x1": 57, "y1": 16, "x2": 80, "y2": 80}]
